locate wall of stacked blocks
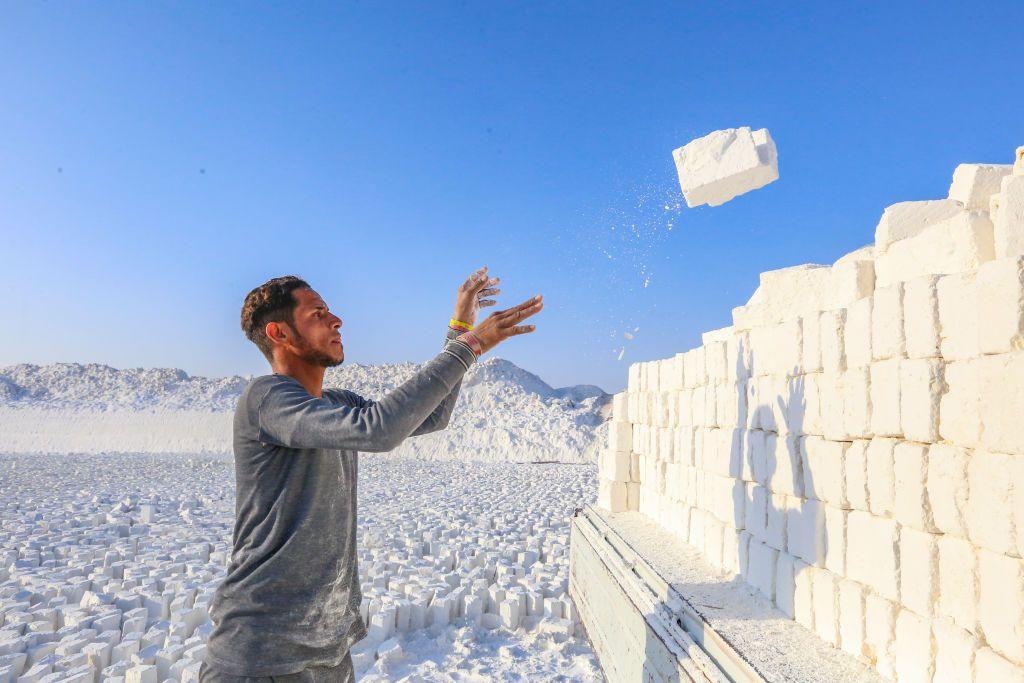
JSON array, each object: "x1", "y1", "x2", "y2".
[{"x1": 596, "y1": 149, "x2": 1024, "y2": 682}]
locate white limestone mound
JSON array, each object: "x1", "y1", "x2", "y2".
[
  {"x1": 0, "y1": 359, "x2": 611, "y2": 462},
  {"x1": 672, "y1": 126, "x2": 779, "y2": 208}
]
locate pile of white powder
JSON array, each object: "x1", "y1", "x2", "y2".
[{"x1": 0, "y1": 359, "x2": 611, "y2": 463}]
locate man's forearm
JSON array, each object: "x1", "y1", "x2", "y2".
[{"x1": 410, "y1": 328, "x2": 469, "y2": 436}]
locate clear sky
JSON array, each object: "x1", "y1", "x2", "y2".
[{"x1": 2, "y1": 2, "x2": 1022, "y2": 392}]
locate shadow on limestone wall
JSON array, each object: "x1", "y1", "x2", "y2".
[{"x1": 633, "y1": 341, "x2": 832, "y2": 680}]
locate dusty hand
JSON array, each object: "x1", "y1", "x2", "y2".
[
  {"x1": 453, "y1": 266, "x2": 501, "y2": 327},
  {"x1": 467, "y1": 295, "x2": 544, "y2": 354}
]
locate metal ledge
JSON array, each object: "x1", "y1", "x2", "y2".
[{"x1": 570, "y1": 505, "x2": 767, "y2": 683}]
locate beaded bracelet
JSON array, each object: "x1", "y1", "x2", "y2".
[
  {"x1": 449, "y1": 318, "x2": 474, "y2": 331},
  {"x1": 459, "y1": 330, "x2": 483, "y2": 356}
]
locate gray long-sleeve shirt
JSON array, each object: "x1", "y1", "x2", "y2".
[{"x1": 204, "y1": 333, "x2": 476, "y2": 676}]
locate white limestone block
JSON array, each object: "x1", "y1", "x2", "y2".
[
  {"x1": 376, "y1": 637, "x2": 404, "y2": 665},
  {"x1": 800, "y1": 316, "x2": 822, "y2": 376},
  {"x1": 818, "y1": 372, "x2": 850, "y2": 442},
  {"x1": 735, "y1": 531, "x2": 752, "y2": 577},
  {"x1": 744, "y1": 483, "x2": 767, "y2": 541},
  {"x1": 727, "y1": 332, "x2": 752, "y2": 383},
  {"x1": 973, "y1": 352, "x2": 1024, "y2": 455},
  {"x1": 874, "y1": 198, "x2": 964, "y2": 251},
  {"x1": 865, "y1": 594, "x2": 897, "y2": 680},
  {"x1": 844, "y1": 440, "x2": 869, "y2": 512},
  {"x1": 899, "y1": 358, "x2": 942, "y2": 443},
  {"x1": 744, "y1": 429, "x2": 768, "y2": 484},
  {"x1": 938, "y1": 359, "x2": 982, "y2": 449},
  {"x1": 683, "y1": 347, "x2": 707, "y2": 389},
  {"x1": 822, "y1": 505, "x2": 846, "y2": 576},
  {"x1": 607, "y1": 421, "x2": 632, "y2": 452},
  {"x1": 841, "y1": 367, "x2": 872, "y2": 440},
  {"x1": 702, "y1": 325, "x2": 734, "y2": 345},
  {"x1": 869, "y1": 359, "x2": 902, "y2": 438},
  {"x1": 994, "y1": 175, "x2": 1024, "y2": 258},
  {"x1": 645, "y1": 361, "x2": 661, "y2": 393},
  {"x1": 828, "y1": 258, "x2": 876, "y2": 311},
  {"x1": 926, "y1": 443, "x2": 968, "y2": 537},
  {"x1": 977, "y1": 256, "x2": 1024, "y2": 355},
  {"x1": 721, "y1": 525, "x2": 742, "y2": 575},
  {"x1": 766, "y1": 433, "x2": 803, "y2": 498},
  {"x1": 976, "y1": 648, "x2": 1024, "y2": 683},
  {"x1": 903, "y1": 275, "x2": 940, "y2": 358},
  {"x1": 732, "y1": 265, "x2": 830, "y2": 329},
  {"x1": 844, "y1": 297, "x2": 872, "y2": 369},
  {"x1": 937, "y1": 270, "x2": 981, "y2": 360},
  {"x1": 764, "y1": 492, "x2": 790, "y2": 552},
  {"x1": 846, "y1": 511, "x2": 899, "y2": 601},
  {"x1": 838, "y1": 578, "x2": 866, "y2": 659},
  {"x1": 812, "y1": 569, "x2": 840, "y2": 646},
  {"x1": 703, "y1": 515, "x2": 725, "y2": 568},
  {"x1": 704, "y1": 340, "x2": 728, "y2": 382},
  {"x1": 786, "y1": 498, "x2": 825, "y2": 567},
  {"x1": 659, "y1": 357, "x2": 680, "y2": 393},
  {"x1": 596, "y1": 478, "x2": 627, "y2": 513},
  {"x1": 978, "y1": 549, "x2": 1024, "y2": 664},
  {"x1": 948, "y1": 163, "x2": 1012, "y2": 210},
  {"x1": 893, "y1": 442, "x2": 935, "y2": 532},
  {"x1": 937, "y1": 536, "x2": 977, "y2": 634},
  {"x1": 672, "y1": 127, "x2": 779, "y2": 208},
  {"x1": 125, "y1": 665, "x2": 158, "y2": 683},
  {"x1": 868, "y1": 438, "x2": 892, "y2": 518},
  {"x1": 754, "y1": 320, "x2": 803, "y2": 377},
  {"x1": 716, "y1": 382, "x2": 747, "y2": 429},
  {"x1": 894, "y1": 609, "x2": 935, "y2": 683},
  {"x1": 966, "y1": 450, "x2": 1018, "y2": 556},
  {"x1": 774, "y1": 551, "x2": 796, "y2": 618},
  {"x1": 800, "y1": 436, "x2": 847, "y2": 508},
  {"x1": 599, "y1": 449, "x2": 631, "y2": 483},
  {"x1": 745, "y1": 540, "x2": 778, "y2": 601},
  {"x1": 871, "y1": 283, "x2": 905, "y2": 360},
  {"x1": 793, "y1": 561, "x2": 815, "y2": 631},
  {"x1": 626, "y1": 481, "x2": 639, "y2": 510},
  {"x1": 820, "y1": 310, "x2": 847, "y2": 374},
  {"x1": 498, "y1": 598, "x2": 520, "y2": 630},
  {"x1": 875, "y1": 210, "x2": 995, "y2": 288},
  {"x1": 899, "y1": 527, "x2": 937, "y2": 617},
  {"x1": 793, "y1": 372, "x2": 822, "y2": 437}
]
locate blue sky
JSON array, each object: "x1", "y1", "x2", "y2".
[{"x1": 2, "y1": 2, "x2": 1022, "y2": 392}]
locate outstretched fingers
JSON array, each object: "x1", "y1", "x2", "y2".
[
  {"x1": 508, "y1": 324, "x2": 537, "y2": 335},
  {"x1": 461, "y1": 266, "x2": 489, "y2": 292},
  {"x1": 498, "y1": 296, "x2": 543, "y2": 327}
]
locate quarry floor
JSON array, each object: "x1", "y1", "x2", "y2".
[{"x1": 1, "y1": 453, "x2": 602, "y2": 682}]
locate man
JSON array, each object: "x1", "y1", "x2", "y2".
[{"x1": 199, "y1": 268, "x2": 543, "y2": 682}]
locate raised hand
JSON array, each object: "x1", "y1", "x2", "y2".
[
  {"x1": 453, "y1": 266, "x2": 501, "y2": 327},
  {"x1": 467, "y1": 295, "x2": 544, "y2": 354}
]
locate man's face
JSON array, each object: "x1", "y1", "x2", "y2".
[{"x1": 278, "y1": 287, "x2": 344, "y2": 367}]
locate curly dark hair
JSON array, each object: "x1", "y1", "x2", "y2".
[{"x1": 241, "y1": 275, "x2": 311, "y2": 362}]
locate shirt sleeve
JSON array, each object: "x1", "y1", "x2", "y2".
[
  {"x1": 408, "y1": 327, "x2": 470, "y2": 436},
  {"x1": 256, "y1": 339, "x2": 477, "y2": 452}
]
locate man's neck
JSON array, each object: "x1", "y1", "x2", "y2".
[{"x1": 270, "y1": 360, "x2": 326, "y2": 398}]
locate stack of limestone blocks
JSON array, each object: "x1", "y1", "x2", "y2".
[{"x1": 597, "y1": 148, "x2": 1024, "y2": 683}]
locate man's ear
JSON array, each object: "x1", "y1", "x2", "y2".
[{"x1": 265, "y1": 321, "x2": 287, "y2": 344}]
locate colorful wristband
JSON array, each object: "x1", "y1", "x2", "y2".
[
  {"x1": 449, "y1": 318, "x2": 473, "y2": 331},
  {"x1": 459, "y1": 330, "x2": 483, "y2": 356}
]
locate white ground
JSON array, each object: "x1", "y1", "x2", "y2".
[{"x1": 0, "y1": 452, "x2": 603, "y2": 682}]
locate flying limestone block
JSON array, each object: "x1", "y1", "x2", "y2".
[{"x1": 672, "y1": 127, "x2": 779, "y2": 208}]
